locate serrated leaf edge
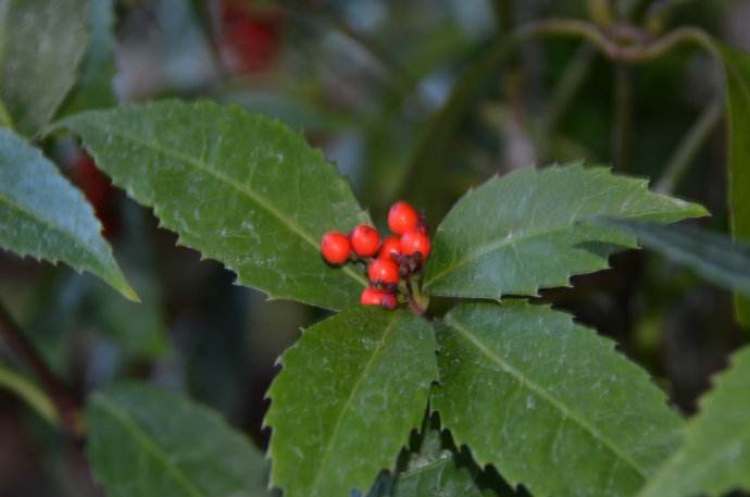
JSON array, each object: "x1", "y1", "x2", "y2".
[
  {"x1": 424, "y1": 164, "x2": 707, "y2": 299},
  {"x1": 56, "y1": 100, "x2": 369, "y2": 309},
  {"x1": 433, "y1": 302, "x2": 683, "y2": 497}
]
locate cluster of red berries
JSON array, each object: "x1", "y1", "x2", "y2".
[{"x1": 320, "y1": 201, "x2": 431, "y2": 310}]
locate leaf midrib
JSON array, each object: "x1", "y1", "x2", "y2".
[
  {"x1": 93, "y1": 394, "x2": 205, "y2": 497},
  {"x1": 445, "y1": 313, "x2": 648, "y2": 479},
  {"x1": 0, "y1": 190, "x2": 105, "y2": 269},
  {"x1": 82, "y1": 123, "x2": 368, "y2": 287},
  {"x1": 425, "y1": 207, "x2": 686, "y2": 289},
  {"x1": 309, "y1": 313, "x2": 402, "y2": 494}
]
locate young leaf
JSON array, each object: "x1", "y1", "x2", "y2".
[
  {"x1": 58, "y1": 100, "x2": 370, "y2": 311},
  {"x1": 596, "y1": 219, "x2": 750, "y2": 297},
  {"x1": 716, "y1": 45, "x2": 750, "y2": 327},
  {"x1": 0, "y1": 0, "x2": 88, "y2": 136},
  {"x1": 265, "y1": 307, "x2": 438, "y2": 497},
  {"x1": 433, "y1": 302, "x2": 684, "y2": 497},
  {"x1": 423, "y1": 163, "x2": 707, "y2": 300},
  {"x1": 61, "y1": 0, "x2": 118, "y2": 115},
  {"x1": 0, "y1": 128, "x2": 136, "y2": 301},
  {"x1": 637, "y1": 345, "x2": 750, "y2": 497},
  {"x1": 87, "y1": 383, "x2": 270, "y2": 497},
  {"x1": 390, "y1": 428, "x2": 486, "y2": 497}
]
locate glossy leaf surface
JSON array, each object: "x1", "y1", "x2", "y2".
[
  {"x1": 59, "y1": 100, "x2": 370, "y2": 310},
  {"x1": 423, "y1": 164, "x2": 707, "y2": 300},
  {"x1": 265, "y1": 307, "x2": 438, "y2": 497},
  {"x1": 0, "y1": 128, "x2": 135, "y2": 300},
  {"x1": 433, "y1": 302, "x2": 684, "y2": 497}
]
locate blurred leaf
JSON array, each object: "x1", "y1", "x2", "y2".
[
  {"x1": 87, "y1": 383, "x2": 270, "y2": 497},
  {"x1": 0, "y1": 99, "x2": 12, "y2": 128},
  {"x1": 0, "y1": 0, "x2": 88, "y2": 136},
  {"x1": 433, "y1": 302, "x2": 685, "y2": 497},
  {"x1": 716, "y1": 44, "x2": 750, "y2": 327},
  {"x1": 423, "y1": 163, "x2": 707, "y2": 300},
  {"x1": 61, "y1": 0, "x2": 118, "y2": 115},
  {"x1": 638, "y1": 345, "x2": 750, "y2": 497},
  {"x1": 596, "y1": 219, "x2": 750, "y2": 297},
  {"x1": 0, "y1": 128, "x2": 136, "y2": 301},
  {"x1": 397, "y1": 35, "x2": 516, "y2": 206},
  {"x1": 0, "y1": 362, "x2": 57, "y2": 425},
  {"x1": 265, "y1": 307, "x2": 438, "y2": 497},
  {"x1": 88, "y1": 203, "x2": 168, "y2": 360},
  {"x1": 58, "y1": 100, "x2": 370, "y2": 311}
]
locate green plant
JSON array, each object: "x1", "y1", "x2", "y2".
[{"x1": 1, "y1": 2, "x2": 750, "y2": 497}]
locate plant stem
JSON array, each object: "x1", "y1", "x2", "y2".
[
  {"x1": 0, "y1": 363, "x2": 58, "y2": 425},
  {"x1": 0, "y1": 302, "x2": 82, "y2": 438},
  {"x1": 613, "y1": 64, "x2": 633, "y2": 171},
  {"x1": 656, "y1": 97, "x2": 723, "y2": 193},
  {"x1": 537, "y1": 44, "x2": 597, "y2": 158},
  {"x1": 405, "y1": 277, "x2": 428, "y2": 316},
  {"x1": 398, "y1": 18, "x2": 715, "y2": 200}
]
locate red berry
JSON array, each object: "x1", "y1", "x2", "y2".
[
  {"x1": 378, "y1": 236, "x2": 402, "y2": 261},
  {"x1": 360, "y1": 287, "x2": 397, "y2": 310},
  {"x1": 400, "y1": 230, "x2": 431, "y2": 259},
  {"x1": 350, "y1": 225, "x2": 381, "y2": 257},
  {"x1": 368, "y1": 258, "x2": 400, "y2": 286},
  {"x1": 388, "y1": 201, "x2": 419, "y2": 235},
  {"x1": 320, "y1": 231, "x2": 351, "y2": 265}
]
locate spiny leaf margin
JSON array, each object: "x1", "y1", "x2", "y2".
[
  {"x1": 264, "y1": 307, "x2": 438, "y2": 497},
  {"x1": 0, "y1": 128, "x2": 135, "y2": 300},
  {"x1": 423, "y1": 163, "x2": 708, "y2": 300},
  {"x1": 55, "y1": 99, "x2": 370, "y2": 311},
  {"x1": 637, "y1": 345, "x2": 750, "y2": 497},
  {"x1": 432, "y1": 301, "x2": 685, "y2": 497}
]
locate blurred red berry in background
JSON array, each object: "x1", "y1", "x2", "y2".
[
  {"x1": 69, "y1": 150, "x2": 120, "y2": 239},
  {"x1": 218, "y1": 0, "x2": 284, "y2": 74}
]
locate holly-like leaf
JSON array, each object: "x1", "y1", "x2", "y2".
[
  {"x1": 716, "y1": 45, "x2": 750, "y2": 327},
  {"x1": 0, "y1": 0, "x2": 88, "y2": 136},
  {"x1": 87, "y1": 383, "x2": 270, "y2": 497},
  {"x1": 61, "y1": 0, "x2": 118, "y2": 115},
  {"x1": 596, "y1": 219, "x2": 750, "y2": 297},
  {"x1": 638, "y1": 345, "x2": 750, "y2": 497},
  {"x1": 265, "y1": 307, "x2": 438, "y2": 497},
  {"x1": 58, "y1": 100, "x2": 370, "y2": 310},
  {"x1": 433, "y1": 302, "x2": 684, "y2": 497},
  {"x1": 423, "y1": 164, "x2": 707, "y2": 300},
  {"x1": 0, "y1": 128, "x2": 135, "y2": 300}
]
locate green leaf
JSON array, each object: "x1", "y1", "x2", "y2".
[
  {"x1": 0, "y1": 128, "x2": 136, "y2": 301},
  {"x1": 0, "y1": 0, "x2": 88, "y2": 136},
  {"x1": 61, "y1": 0, "x2": 118, "y2": 115},
  {"x1": 391, "y1": 428, "x2": 486, "y2": 497},
  {"x1": 433, "y1": 302, "x2": 684, "y2": 497},
  {"x1": 637, "y1": 345, "x2": 750, "y2": 497},
  {"x1": 423, "y1": 163, "x2": 707, "y2": 300},
  {"x1": 265, "y1": 307, "x2": 438, "y2": 497},
  {"x1": 86, "y1": 383, "x2": 271, "y2": 497},
  {"x1": 596, "y1": 219, "x2": 750, "y2": 297},
  {"x1": 0, "y1": 99, "x2": 12, "y2": 128},
  {"x1": 57, "y1": 100, "x2": 370, "y2": 310},
  {"x1": 716, "y1": 45, "x2": 750, "y2": 327}
]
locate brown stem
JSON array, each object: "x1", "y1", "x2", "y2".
[
  {"x1": 515, "y1": 20, "x2": 714, "y2": 63},
  {"x1": 0, "y1": 302, "x2": 82, "y2": 438}
]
